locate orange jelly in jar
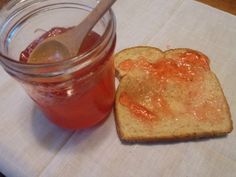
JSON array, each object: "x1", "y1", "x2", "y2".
[
  {"x1": 20, "y1": 27, "x2": 116, "y2": 129},
  {"x1": 0, "y1": 1, "x2": 116, "y2": 129}
]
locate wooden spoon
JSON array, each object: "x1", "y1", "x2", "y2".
[{"x1": 28, "y1": 0, "x2": 116, "y2": 64}]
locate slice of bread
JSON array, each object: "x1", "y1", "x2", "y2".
[{"x1": 114, "y1": 46, "x2": 233, "y2": 142}]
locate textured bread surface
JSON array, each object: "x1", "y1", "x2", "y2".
[
  {"x1": 114, "y1": 46, "x2": 164, "y2": 79},
  {"x1": 114, "y1": 46, "x2": 233, "y2": 142}
]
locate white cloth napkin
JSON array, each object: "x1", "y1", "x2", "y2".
[{"x1": 0, "y1": 1, "x2": 236, "y2": 177}]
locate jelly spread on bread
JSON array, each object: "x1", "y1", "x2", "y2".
[
  {"x1": 119, "y1": 92, "x2": 155, "y2": 121},
  {"x1": 118, "y1": 59, "x2": 135, "y2": 72},
  {"x1": 119, "y1": 51, "x2": 224, "y2": 123}
]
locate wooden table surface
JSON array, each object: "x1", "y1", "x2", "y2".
[
  {"x1": 0, "y1": 0, "x2": 235, "y2": 177},
  {"x1": 0, "y1": 0, "x2": 7, "y2": 9},
  {"x1": 197, "y1": 0, "x2": 236, "y2": 15}
]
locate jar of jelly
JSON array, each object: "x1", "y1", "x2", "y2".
[{"x1": 0, "y1": 0, "x2": 116, "y2": 129}]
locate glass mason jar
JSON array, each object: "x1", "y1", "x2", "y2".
[{"x1": 0, "y1": 0, "x2": 116, "y2": 129}]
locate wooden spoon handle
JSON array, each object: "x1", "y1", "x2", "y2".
[
  {"x1": 53, "y1": 0, "x2": 116, "y2": 56},
  {"x1": 74, "y1": 0, "x2": 116, "y2": 42}
]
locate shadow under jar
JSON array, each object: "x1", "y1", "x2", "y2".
[{"x1": 0, "y1": 0, "x2": 116, "y2": 129}]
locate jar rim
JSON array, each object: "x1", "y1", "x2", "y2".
[{"x1": 0, "y1": 1, "x2": 116, "y2": 76}]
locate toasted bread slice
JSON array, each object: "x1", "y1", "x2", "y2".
[{"x1": 115, "y1": 47, "x2": 232, "y2": 142}]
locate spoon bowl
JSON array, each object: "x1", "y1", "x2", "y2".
[
  {"x1": 28, "y1": 0, "x2": 116, "y2": 64},
  {"x1": 28, "y1": 40, "x2": 70, "y2": 64}
]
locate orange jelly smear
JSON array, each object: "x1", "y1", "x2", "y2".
[
  {"x1": 20, "y1": 28, "x2": 115, "y2": 129},
  {"x1": 119, "y1": 51, "x2": 212, "y2": 122},
  {"x1": 119, "y1": 92, "x2": 155, "y2": 121},
  {"x1": 118, "y1": 59, "x2": 135, "y2": 71}
]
